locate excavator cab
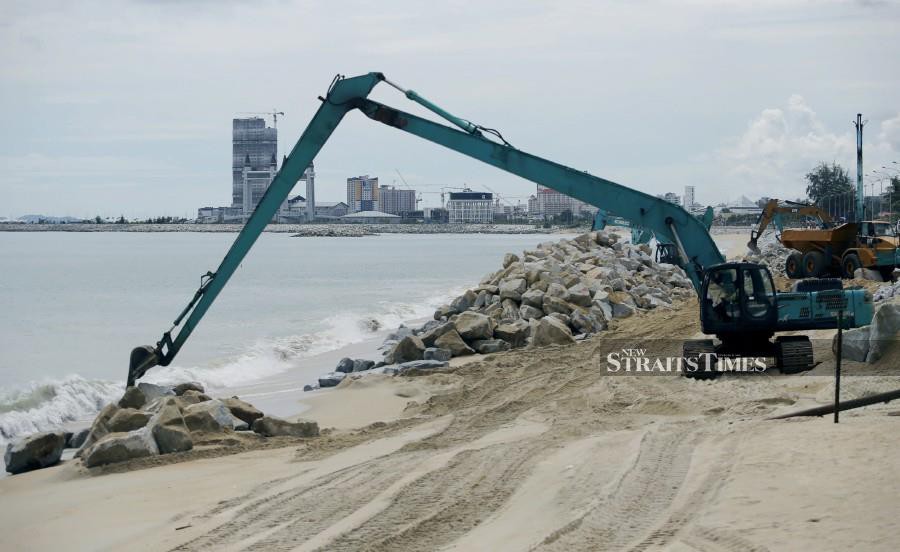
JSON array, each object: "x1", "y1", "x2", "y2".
[
  {"x1": 699, "y1": 262, "x2": 777, "y2": 335},
  {"x1": 655, "y1": 243, "x2": 680, "y2": 265}
]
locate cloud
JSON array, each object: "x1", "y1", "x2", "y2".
[{"x1": 714, "y1": 96, "x2": 897, "y2": 201}]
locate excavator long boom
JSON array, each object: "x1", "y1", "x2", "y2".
[{"x1": 127, "y1": 72, "x2": 724, "y2": 385}]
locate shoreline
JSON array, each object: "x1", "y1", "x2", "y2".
[{"x1": 0, "y1": 223, "x2": 562, "y2": 235}]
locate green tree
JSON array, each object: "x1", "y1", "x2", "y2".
[{"x1": 805, "y1": 162, "x2": 852, "y2": 203}]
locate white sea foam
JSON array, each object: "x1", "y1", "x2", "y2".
[
  {"x1": 0, "y1": 375, "x2": 121, "y2": 447},
  {"x1": 0, "y1": 288, "x2": 463, "y2": 447}
]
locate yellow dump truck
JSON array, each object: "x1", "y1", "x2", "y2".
[{"x1": 781, "y1": 221, "x2": 898, "y2": 279}]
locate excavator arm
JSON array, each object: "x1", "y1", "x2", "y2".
[
  {"x1": 747, "y1": 198, "x2": 833, "y2": 253},
  {"x1": 127, "y1": 72, "x2": 724, "y2": 385}
]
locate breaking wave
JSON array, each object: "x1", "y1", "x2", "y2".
[{"x1": 0, "y1": 288, "x2": 463, "y2": 447}]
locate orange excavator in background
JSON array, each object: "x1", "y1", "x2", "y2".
[{"x1": 748, "y1": 198, "x2": 898, "y2": 280}]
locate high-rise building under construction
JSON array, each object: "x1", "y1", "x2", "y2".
[{"x1": 232, "y1": 118, "x2": 277, "y2": 209}]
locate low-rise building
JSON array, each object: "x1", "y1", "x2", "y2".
[{"x1": 447, "y1": 190, "x2": 493, "y2": 223}]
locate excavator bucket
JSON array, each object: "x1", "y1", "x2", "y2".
[
  {"x1": 127, "y1": 345, "x2": 160, "y2": 388},
  {"x1": 747, "y1": 231, "x2": 761, "y2": 254}
]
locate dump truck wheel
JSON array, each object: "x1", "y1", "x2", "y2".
[
  {"x1": 842, "y1": 253, "x2": 861, "y2": 279},
  {"x1": 879, "y1": 266, "x2": 895, "y2": 282},
  {"x1": 682, "y1": 340, "x2": 719, "y2": 379},
  {"x1": 802, "y1": 251, "x2": 826, "y2": 278},
  {"x1": 785, "y1": 252, "x2": 803, "y2": 279}
]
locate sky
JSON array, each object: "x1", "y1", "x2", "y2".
[{"x1": 1, "y1": 0, "x2": 899, "y2": 219}]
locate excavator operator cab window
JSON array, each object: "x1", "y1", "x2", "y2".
[
  {"x1": 741, "y1": 266, "x2": 775, "y2": 319},
  {"x1": 872, "y1": 222, "x2": 895, "y2": 238},
  {"x1": 706, "y1": 268, "x2": 739, "y2": 322}
]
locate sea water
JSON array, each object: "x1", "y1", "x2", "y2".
[{"x1": 0, "y1": 231, "x2": 566, "y2": 444}]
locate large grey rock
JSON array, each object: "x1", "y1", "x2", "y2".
[
  {"x1": 335, "y1": 357, "x2": 355, "y2": 373},
  {"x1": 532, "y1": 317, "x2": 576, "y2": 347},
  {"x1": 137, "y1": 382, "x2": 175, "y2": 402},
  {"x1": 450, "y1": 289, "x2": 478, "y2": 313},
  {"x1": 352, "y1": 359, "x2": 376, "y2": 372},
  {"x1": 118, "y1": 386, "x2": 146, "y2": 409},
  {"x1": 318, "y1": 372, "x2": 347, "y2": 388},
  {"x1": 520, "y1": 288, "x2": 545, "y2": 309},
  {"x1": 75, "y1": 403, "x2": 120, "y2": 458},
  {"x1": 434, "y1": 329, "x2": 475, "y2": 356},
  {"x1": 4, "y1": 431, "x2": 66, "y2": 474},
  {"x1": 183, "y1": 400, "x2": 234, "y2": 432},
  {"x1": 834, "y1": 326, "x2": 870, "y2": 362},
  {"x1": 499, "y1": 278, "x2": 527, "y2": 301},
  {"x1": 500, "y1": 298, "x2": 521, "y2": 321},
  {"x1": 454, "y1": 311, "x2": 493, "y2": 341},
  {"x1": 82, "y1": 427, "x2": 159, "y2": 468},
  {"x1": 424, "y1": 347, "x2": 452, "y2": 361},
  {"x1": 545, "y1": 282, "x2": 569, "y2": 301},
  {"x1": 389, "y1": 335, "x2": 426, "y2": 364},
  {"x1": 502, "y1": 253, "x2": 520, "y2": 268},
  {"x1": 494, "y1": 320, "x2": 530, "y2": 348},
  {"x1": 420, "y1": 321, "x2": 454, "y2": 347},
  {"x1": 173, "y1": 382, "x2": 205, "y2": 396},
  {"x1": 107, "y1": 408, "x2": 151, "y2": 433},
  {"x1": 854, "y1": 268, "x2": 884, "y2": 282},
  {"x1": 252, "y1": 416, "x2": 319, "y2": 438},
  {"x1": 220, "y1": 397, "x2": 264, "y2": 426},
  {"x1": 591, "y1": 299, "x2": 613, "y2": 322},
  {"x1": 571, "y1": 309, "x2": 606, "y2": 334},
  {"x1": 398, "y1": 359, "x2": 450, "y2": 372},
  {"x1": 612, "y1": 302, "x2": 636, "y2": 318},
  {"x1": 519, "y1": 304, "x2": 544, "y2": 320},
  {"x1": 67, "y1": 428, "x2": 90, "y2": 449},
  {"x1": 472, "y1": 339, "x2": 512, "y2": 354},
  {"x1": 867, "y1": 303, "x2": 900, "y2": 362},
  {"x1": 178, "y1": 389, "x2": 212, "y2": 405},
  {"x1": 148, "y1": 400, "x2": 193, "y2": 454},
  {"x1": 567, "y1": 283, "x2": 592, "y2": 307},
  {"x1": 542, "y1": 295, "x2": 573, "y2": 316}
]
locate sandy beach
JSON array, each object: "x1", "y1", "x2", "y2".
[{"x1": 2, "y1": 251, "x2": 899, "y2": 552}]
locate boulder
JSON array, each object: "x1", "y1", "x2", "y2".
[
  {"x1": 231, "y1": 417, "x2": 250, "y2": 431},
  {"x1": 591, "y1": 299, "x2": 613, "y2": 322},
  {"x1": 179, "y1": 389, "x2": 212, "y2": 405},
  {"x1": 612, "y1": 302, "x2": 636, "y2": 319},
  {"x1": 420, "y1": 321, "x2": 454, "y2": 347},
  {"x1": 450, "y1": 290, "x2": 478, "y2": 313},
  {"x1": 220, "y1": 397, "x2": 264, "y2": 426},
  {"x1": 433, "y1": 305, "x2": 455, "y2": 320},
  {"x1": 434, "y1": 329, "x2": 475, "y2": 356},
  {"x1": 834, "y1": 326, "x2": 870, "y2": 362},
  {"x1": 499, "y1": 278, "x2": 527, "y2": 301},
  {"x1": 567, "y1": 283, "x2": 592, "y2": 307},
  {"x1": 173, "y1": 382, "x2": 205, "y2": 396},
  {"x1": 75, "y1": 403, "x2": 120, "y2": 457},
  {"x1": 854, "y1": 268, "x2": 884, "y2": 282},
  {"x1": 67, "y1": 428, "x2": 90, "y2": 449},
  {"x1": 502, "y1": 253, "x2": 520, "y2": 268},
  {"x1": 500, "y1": 299, "x2": 521, "y2": 321},
  {"x1": 251, "y1": 416, "x2": 319, "y2": 438},
  {"x1": 518, "y1": 304, "x2": 544, "y2": 320},
  {"x1": 423, "y1": 347, "x2": 452, "y2": 361},
  {"x1": 866, "y1": 303, "x2": 900, "y2": 362},
  {"x1": 398, "y1": 359, "x2": 450, "y2": 372},
  {"x1": 335, "y1": 357, "x2": 355, "y2": 373},
  {"x1": 182, "y1": 400, "x2": 234, "y2": 432},
  {"x1": 472, "y1": 339, "x2": 512, "y2": 354},
  {"x1": 118, "y1": 386, "x2": 146, "y2": 409},
  {"x1": 137, "y1": 382, "x2": 175, "y2": 402},
  {"x1": 107, "y1": 408, "x2": 151, "y2": 433},
  {"x1": 82, "y1": 427, "x2": 159, "y2": 468},
  {"x1": 148, "y1": 400, "x2": 193, "y2": 454},
  {"x1": 532, "y1": 317, "x2": 575, "y2": 347},
  {"x1": 520, "y1": 288, "x2": 545, "y2": 309},
  {"x1": 542, "y1": 295, "x2": 573, "y2": 316},
  {"x1": 352, "y1": 359, "x2": 376, "y2": 372},
  {"x1": 571, "y1": 309, "x2": 606, "y2": 334},
  {"x1": 4, "y1": 431, "x2": 66, "y2": 474},
  {"x1": 386, "y1": 325, "x2": 414, "y2": 342},
  {"x1": 318, "y1": 372, "x2": 346, "y2": 388},
  {"x1": 545, "y1": 282, "x2": 569, "y2": 301},
  {"x1": 454, "y1": 311, "x2": 493, "y2": 341},
  {"x1": 389, "y1": 335, "x2": 426, "y2": 364},
  {"x1": 494, "y1": 320, "x2": 530, "y2": 348},
  {"x1": 548, "y1": 312, "x2": 572, "y2": 327}
]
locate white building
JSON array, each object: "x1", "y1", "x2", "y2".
[
  {"x1": 448, "y1": 190, "x2": 493, "y2": 223},
  {"x1": 531, "y1": 185, "x2": 598, "y2": 217},
  {"x1": 684, "y1": 185, "x2": 695, "y2": 211}
]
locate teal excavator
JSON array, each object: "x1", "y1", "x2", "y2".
[{"x1": 127, "y1": 73, "x2": 873, "y2": 385}]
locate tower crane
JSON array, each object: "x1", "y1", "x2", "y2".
[{"x1": 237, "y1": 110, "x2": 285, "y2": 129}]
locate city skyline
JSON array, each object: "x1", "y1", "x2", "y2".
[{"x1": 2, "y1": 2, "x2": 899, "y2": 219}]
